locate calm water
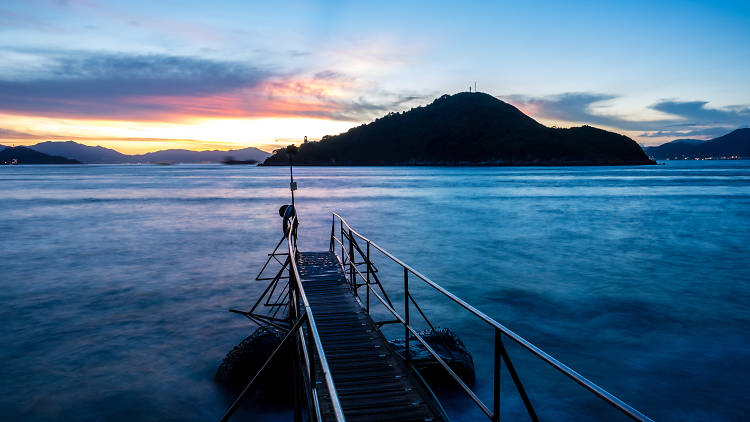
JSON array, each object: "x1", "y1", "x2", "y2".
[{"x1": 1, "y1": 162, "x2": 748, "y2": 421}]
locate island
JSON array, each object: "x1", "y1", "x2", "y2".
[
  {"x1": 222, "y1": 158, "x2": 259, "y2": 165},
  {"x1": 644, "y1": 128, "x2": 749, "y2": 160},
  {"x1": 262, "y1": 92, "x2": 655, "y2": 166}
]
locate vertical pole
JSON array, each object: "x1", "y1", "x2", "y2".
[
  {"x1": 289, "y1": 261, "x2": 301, "y2": 422},
  {"x1": 340, "y1": 221, "x2": 344, "y2": 269},
  {"x1": 288, "y1": 155, "x2": 295, "y2": 207},
  {"x1": 329, "y1": 215, "x2": 335, "y2": 252},
  {"x1": 404, "y1": 267, "x2": 410, "y2": 365},
  {"x1": 349, "y1": 229, "x2": 355, "y2": 292},
  {"x1": 493, "y1": 328, "x2": 501, "y2": 422},
  {"x1": 307, "y1": 318, "x2": 316, "y2": 416},
  {"x1": 499, "y1": 340, "x2": 539, "y2": 422},
  {"x1": 288, "y1": 257, "x2": 296, "y2": 321},
  {"x1": 366, "y1": 241, "x2": 371, "y2": 314}
]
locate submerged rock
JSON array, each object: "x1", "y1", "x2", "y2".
[
  {"x1": 216, "y1": 326, "x2": 474, "y2": 402},
  {"x1": 389, "y1": 328, "x2": 475, "y2": 387},
  {"x1": 215, "y1": 327, "x2": 294, "y2": 401}
]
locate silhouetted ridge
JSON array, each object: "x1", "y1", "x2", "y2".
[
  {"x1": 31, "y1": 141, "x2": 129, "y2": 164},
  {"x1": 645, "y1": 128, "x2": 750, "y2": 159},
  {"x1": 0, "y1": 146, "x2": 81, "y2": 164},
  {"x1": 262, "y1": 92, "x2": 654, "y2": 166},
  {"x1": 24, "y1": 141, "x2": 271, "y2": 163}
]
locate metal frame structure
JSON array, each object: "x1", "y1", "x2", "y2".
[
  {"x1": 229, "y1": 235, "x2": 293, "y2": 331},
  {"x1": 221, "y1": 215, "x2": 346, "y2": 422},
  {"x1": 330, "y1": 212, "x2": 653, "y2": 422}
]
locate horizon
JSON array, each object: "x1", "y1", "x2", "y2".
[
  {"x1": 2, "y1": 1, "x2": 749, "y2": 153},
  {"x1": 0, "y1": 139, "x2": 275, "y2": 154},
  {"x1": 3, "y1": 94, "x2": 748, "y2": 156}
]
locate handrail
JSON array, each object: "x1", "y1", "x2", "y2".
[
  {"x1": 287, "y1": 215, "x2": 346, "y2": 422},
  {"x1": 219, "y1": 314, "x2": 308, "y2": 422},
  {"x1": 331, "y1": 212, "x2": 653, "y2": 422}
]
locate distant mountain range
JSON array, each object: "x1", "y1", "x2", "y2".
[
  {"x1": 127, "y1": 147, "x2": 269, "y2": 164},
  {"x1": 3, "y1": 141, "x2": 271, "y2": 164},
  {"x1": 1, "y1": 146, "x2": 82, "y2": 164},
  {"x1": 644, "y1": 129, "x2": 750, "y2": 160},
  {"x1": 263, "y1": 92, "x2": 654, "y2": 166},
  {"x1": 30, "y1": 141, "x2": 130, "y2": 163}
]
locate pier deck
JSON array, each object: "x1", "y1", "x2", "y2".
[{"x1": 297, "y1": 251, "x2": 446, "y2": 422}]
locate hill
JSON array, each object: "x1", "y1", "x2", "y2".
[
  {"x1": 645, "y1": 129, "x2": 750, "y2": 160},
  {"x1": 0, "y1": 146, "x2": 82, "y2": 164},
  {"x1": 128, "y1": 147, "x2": 269, "y2": 164},
  {"x1": 31, "y1": 141, "x2": 129, "y2": 164},
  {"x1": 262, "y1": 92, "x2": 654, "y2": 166},
  {"x1": 25, "y1": 141, "x2": 271, "y2": 164}
]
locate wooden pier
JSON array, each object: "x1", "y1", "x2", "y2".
[
  {"x1": 221, "y1": 211, "x2": 653, "y2": 422},
  {"x1": 298, "y1": 252, "x2": 446, "y2": 422}
]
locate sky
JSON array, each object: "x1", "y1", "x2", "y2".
[{"x1": 0, "y1": 0, "x2": 749, "y2": 153}]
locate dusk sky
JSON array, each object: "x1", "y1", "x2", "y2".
[{"x1": 1, "y1": 0, "x2": 749, "y2": 153}]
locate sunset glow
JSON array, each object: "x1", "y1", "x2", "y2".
[{"x1": 1, "y1": 1, "x2": 748, "y2": 151}]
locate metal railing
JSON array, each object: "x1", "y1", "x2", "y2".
[
  {"x1": 221, "y1": 215, "x2": 346, "y2": 422},
  {"x1": 330, "y1": 212, "x2": 653, "y2": 422}
]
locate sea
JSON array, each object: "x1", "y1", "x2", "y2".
[{"x1": 1, "y1": 161, "x2": 748, "y2": 421}]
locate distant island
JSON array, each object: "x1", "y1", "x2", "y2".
[
  {"x1": 222, "y1": 158, "x2": 258, "y2": 165},
  {"x1": 0, "y1": 146, "x2": 82, "y2": 164},
  {"x1": 644, "y1": 128, "x2": 749, "y2": 160},
  {"x1": 2, "y1": 141, "x2": 271, "y2": 164},
  {"x1": 262, "y1": 92, "x2": 655, "y2": 166}
]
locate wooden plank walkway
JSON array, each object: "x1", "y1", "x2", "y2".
[{"x1": 297, "y1": 252, "x2": 447, "y2": 422}]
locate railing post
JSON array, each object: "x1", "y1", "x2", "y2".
[
  {"x1": 340, "y1": 221, "x2": 344, "y2": 268},
  {"x1": 288, "y1": 257, "x2": 296, "y2": 321},
  {"x1": 498, "y1": 338, "x2": 539, "y2": 422},
  {"x1": 288, "y1": 259, "x2": 302, "y2": 422},
  {"x1": 329, "y1": 214, "x2": 335, "y2": 252},
  {"x1": 493, "y1": 328, "x2": 501, "y2": 422},
  {"x1": 349, "y1": 229, "x2": 355, "y2": 292},
  {"x1": 366, "y1": 241, "x2": 371, "y2": 314},
  {"x1": 307, "y1": 317, "x2": 316, "y2": 415},
  {"x1": 404, "y1": 267, "x2": 410, "y2": 365}
]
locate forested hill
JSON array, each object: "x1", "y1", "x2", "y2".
[{"x1": 262, "y1": 92, "x2": 654, "y2": 166}]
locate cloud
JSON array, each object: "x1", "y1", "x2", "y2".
[
  {"x1": 504, "y1": 93, "x2": 750, "y2": 140},
  {"x1": 0, "y1": 52, "x2": 272, "y2": 119},
  {"x1": 325, "y1": 92, "x2": 435, "y2": 121},
  {"x1": 637, "y1": 127, "x2": 736, "y2": 138},
  {"x1": 0, "y1": 50, "x2": 433, "y2": 123},
  {"x1": 651, "y1": 100, "x2": 750, "y2": 125},
  {"x1": 0, "y1": 127, "x2": 42, "y2": 139},
  {"x1": 505, "y1": 92, "x2": 618, "y2": 124}
]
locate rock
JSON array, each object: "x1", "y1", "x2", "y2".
[
  {"x1": 389, "y1": 328, "x2": 475, "y2": 387},
  {"x1": 215, "y1": 327, "x2": 294, "y2": 402}
]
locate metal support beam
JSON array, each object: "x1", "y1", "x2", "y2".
[
  {"x1": 493, "y1": 328, "x2": 501, "y2": 422},
  {"x1": 498, "y1": 339, "x2": 538, "y2": 422},
  {"x1": 404, "y1": 267, "x2": 410, "y2": 365}
]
